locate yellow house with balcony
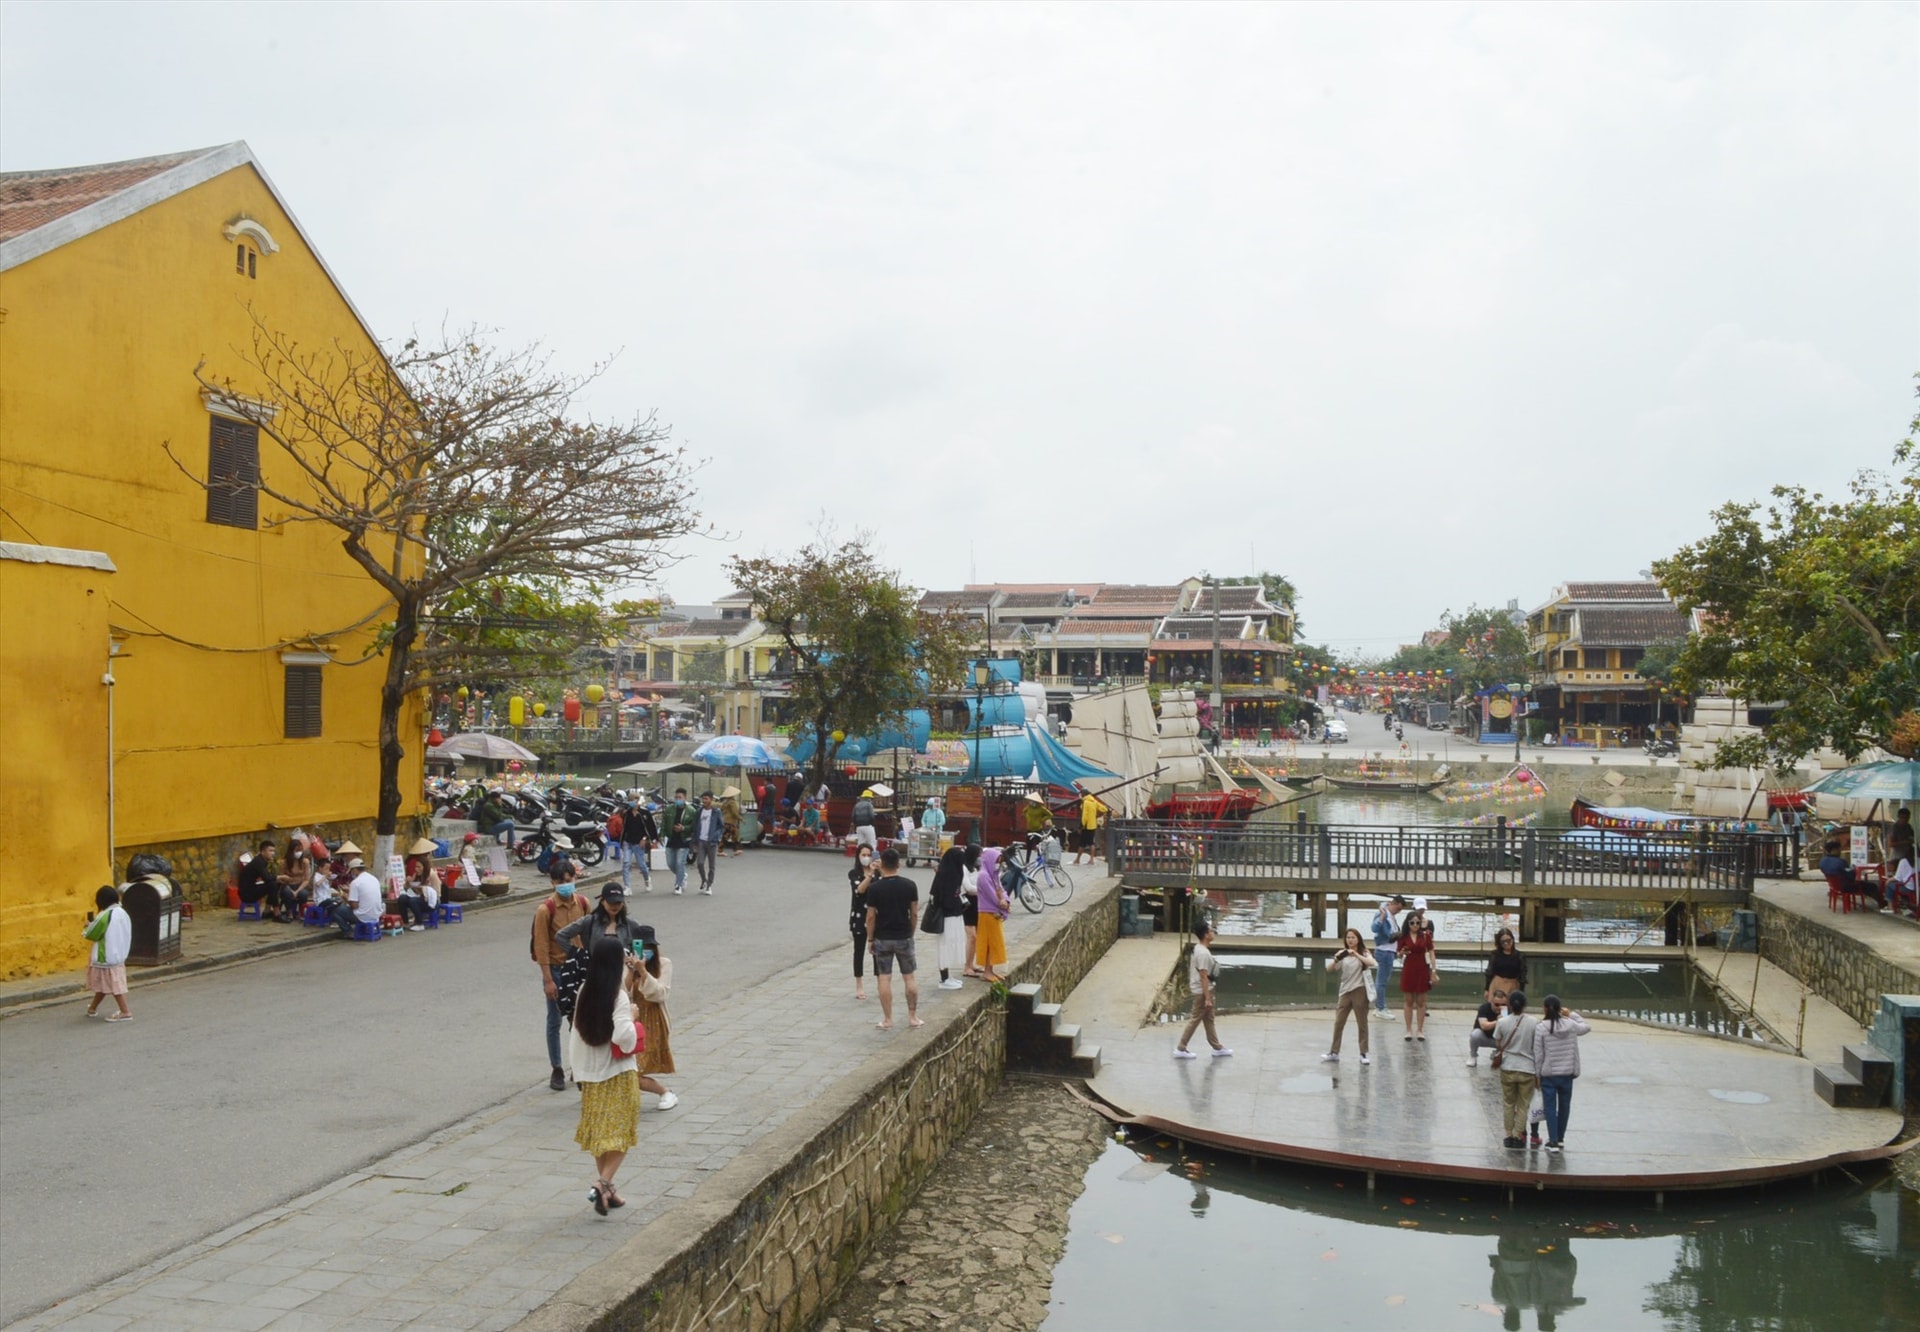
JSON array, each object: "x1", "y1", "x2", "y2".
[
  {"x1": 1525, "y1": 580, "x2": 1689, "y2": 744},
  {"x1": 0, "y1": 143, "x2": 422, "y2": 978}
]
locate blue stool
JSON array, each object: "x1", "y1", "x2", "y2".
[
  {"x1": 236, "y1": 900, "x2": 263, "y2": 921},
  {"x1": 302, "y1": 904, "x2": 331, "y2": 927},
  {"x1": 435, "y1": 903, "x2": 464, "y2": 925},
  {"x1": 350, "y1": 919, "x2": 382, "y2": 942}
]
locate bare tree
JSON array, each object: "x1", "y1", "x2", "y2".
[{"x1": 177, "y1": 317, "x2": 703, "y2": 857}]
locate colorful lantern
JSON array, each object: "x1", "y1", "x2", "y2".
[
  {"x1": 533, "y1": 701, "x2": 548, "y2": 718},
  {"x1": 508, "y1": 695, "x2": 526, "y2": 727},
  {"x1": 428, "y1": 727, "x2": 445, "y2": 747},
  {"x1": 456, "y1": 685, "x2": 470, "y2": 701},
  {"x1": 585, "y1": 683, "x2": 605, "y2": 705},
  {"x1": 563, "y1": 698, "x2": 582, "y2": 723}
]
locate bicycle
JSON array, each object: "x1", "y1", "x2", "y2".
[{"x1": 1005, "y1": 835, "x2": 1075, "y2": 912}]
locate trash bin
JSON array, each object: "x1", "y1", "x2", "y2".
[
  {"x1": 1259, "y1": 727, "x2": 1272, "y2": 746},
  {"x1": 121, "y1": 874, "x2": 182, "y2": 966}
]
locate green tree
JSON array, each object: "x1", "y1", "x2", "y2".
[
  {"x1": 1441, "y1": 605, "x2": 1532, "y2": 694},
  {"x1": 1205, "y1": 570, "x2": 1301, "y2": 639},
  {"x1": 726, "y1": 537, "x2": 970, "y2": 786},
  {"x1": 1653, "y1": 427, "x2": 1919, "y2": 766},
  {"x1": 186, "y1": 322, "x2": 701, "y2": 856}
]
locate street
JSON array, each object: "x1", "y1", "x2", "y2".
[{"x1": 0, "y1": 848, "x2": 858, "y2": 1325}]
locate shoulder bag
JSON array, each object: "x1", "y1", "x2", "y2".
[{"x1": 1490, "y1": 1019, "x2": 1518, "y2": 1071}]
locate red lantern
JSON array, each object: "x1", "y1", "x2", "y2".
[
  {"x1": 428, "y1": 727, "x2": 445, "y2": 747},
  {"x1": 563, "y1": 697, "x2": 583, "y2": 723}
]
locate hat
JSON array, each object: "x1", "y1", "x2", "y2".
[
  {"x1": 1412, "y1": 896, "x2": 1429, "y2": 911},
  {"x1": 407, "y1": 837, "x2": 438, "y2": 856},
  {"x1": 861, "y1": 788, "x2": 874, "y2": 798},
  {"x1": 550, "y1": 835, "x2": 574, "y2": 851},
  {"x1": 462, "y1": 831, "x2": 480, "y2": 843},
  {"x1": 334, "y1": 841, "x2": 364, "y2": 857},
  {"x1": 1024, "y1": 792, "x2": 1046, "y2": 804},
  {"x1": 344, "y1": 855, "x2": 366, "y2": 869},
  {"x1": 634, "y1": 923, "x2": 657, "y2": 944},
  {"x1": 599, "y1": 883, "x2": 625, "y2": 902},
  {"x1": 721, "y1": 786, "x2": 740, "y2": 798}
]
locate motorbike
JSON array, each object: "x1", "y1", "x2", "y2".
[
  {"x1": 514, "y1": 813, "x2": 608, "y2": 867},
  {"x1": 1643, "y1": 736, "x2": 1679, "y2": 758}
]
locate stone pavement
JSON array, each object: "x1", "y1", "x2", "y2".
[
  {"x1": 13, "y1": 885, "x2": 1105, "y2": 1331},
  {"x1": 1065, "y1": 937, "x2": 1904, "y2": 1191}
]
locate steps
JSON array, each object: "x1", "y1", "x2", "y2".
[
  {"x1": 1813, "y1": 1037, "x2": 1896, "y2": 1109},
  {"x1": 1006, "y1": 982, "x2": 1101, "y2": 1078}
]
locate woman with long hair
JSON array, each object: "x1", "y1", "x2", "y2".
[
  {"x1": 929, "y1": 845, "x2": 969, "y2": 989},
  {"x1": 1482, "y1": 927, "x2": 1528, "y2": 1008},
  {"x1": 627, "y1": 926, "x2": 678, "y2": 1112},
  {"x1": 1397, "y1": 908, "x2": 1436, "y2": 1040},
  {"x1": 1320, "y1": 927, "x2": 1377, "y2": 1064},
  {"x1": 570, "y1": 936, "x2": 641, "y2": 1215},
  {"x1": 1529, "y1": 994, "x2": 1591, "y2": 1153},
  {"x1": 848, "y1": 846, "x2": 876, "y2": 1000},
  {"x1": 960, "y1": 844, "x2": 984, "y2": 978},
  {"x1": 973, "y1": 846, "x2": 1010, "y2": 984}
]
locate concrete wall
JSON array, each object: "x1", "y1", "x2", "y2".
[
  {"x1": 0, "y1": 547, "x2": 114, "y2": 979},
  {"x1": 1754, "y1": 898, "x2": 1920, "y2": 1028},
  {"x1": 528, "y1": 881, "x2": 1121, "y2": 1332}
]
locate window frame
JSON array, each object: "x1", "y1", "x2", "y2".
[
  {"x1": 284, "y1": 663, "x2": 323, "y2": 738},
  {"x1": 205, "y1": 414, "x2": 261, "y2": 529}
]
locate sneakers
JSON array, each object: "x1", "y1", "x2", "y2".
[
  {"x1": 673, "y1": 887, "x2": 684, "y2": 896},
  {"x1": 657, "y1": 1091, "x2": 679, "y2": 1111},
  {"x1": 1545, "y1": 1141, "x2": 1563, "y2": 1153},
  {"x1": 700, "y1": 887, "x2": 713, "y2": 896},
  {"x1": 549, "y1": 1067, "x2": 566, "y2": 1092},
  {"x1": 939, "y1": 978, "x2": 964, "y2": 990},
  {"x1": 1173, "y1": 1048, "x2": 1198, "y2": 1059},
  {"x1": 1466, "y1": 1056, "x2": 1478, "y2": 1068},
  {"x1": 1211, "y1": 1047, "x2": 1234, "y2": 1058},
  {"x1": 1528, "y1": 1132, "x2": 1542, "y2": 1147},
  {"x1": 1360, "y1": 1054, "x2": 1371, "y2": 1065},
  {"x1": 1503, "y1": 1136, "x2": 1523, "y2": 1149},
  {"x1": 408, "y1": 925, "x2": 425, "y2": 932},
  {"x1": 1320, "y1": 1052, "x2": 1340, "y2": 1062}
]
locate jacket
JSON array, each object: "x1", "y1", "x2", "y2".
[
  {"x1": 851, "y1": 799, "x2": 875, "y2": 827},
  {"x1": 1531, "y1": 1013, "x2": 1592, "y2": 1077},
  {"x1": 622, "y1": 806, "x2": 658, "y2": 845},
  {"x1": 532, "y1": 893, "x2": 591, "y2": 967},
  {"x1": 568, "y1": 988, "x2": 639, "y2": 1084},
  {"x1": 556, "y1": 908, "x2": 639, "y2": 956},
  {"x1": 662, "y1": 801, "x2": 698, "y2": 847},
  {"x1": 1491, "y1": 1013, "x2": 1540, "y2": 1076}
]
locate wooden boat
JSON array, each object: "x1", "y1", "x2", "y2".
[
  {"x1": 1145, "y1": 788, "x2": 1263, "y2": 823},
  {"x1": 1324, "y1": 775, "x2": 1448, "y2": 793},
  {"x1": 1568, "y1": 797, "x2": 1768, "y2": 835}
]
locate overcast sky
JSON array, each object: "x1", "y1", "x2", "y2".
[{"x1": 4, "y1": 2, "x2": 1914, "y2": 655}]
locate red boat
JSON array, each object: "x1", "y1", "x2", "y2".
[{"x1": 1145, "y1": 788, "x2": 1263, "y2": 823}]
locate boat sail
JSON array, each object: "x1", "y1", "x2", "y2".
[
  {"x1": 1062, "y1": 685, "x2": 1161, "y2": 818},
  {"x1": 1156, "y1": 689, "x2": 1208, "y2": 787}
]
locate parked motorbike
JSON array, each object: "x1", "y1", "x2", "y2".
[
  {"x1": 514, "y1": 813, "x2": 607, "y2": 867},
  {"x1": 1643, "y1": 737, "x2": 1679, "y2": 758}
]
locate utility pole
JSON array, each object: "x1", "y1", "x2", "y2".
[{"x1": 1209, "y1": 578, "x2": 1222, "y2": 747}]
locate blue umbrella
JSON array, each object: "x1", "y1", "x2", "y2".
[
  {"x1": 690, "y1": 735, "x2": 788, "y2": 769},
  {"x1": 1802, "y1": 759, "x2": 1920, "y2": 803}
]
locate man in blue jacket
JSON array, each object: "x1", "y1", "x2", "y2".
[{"x1": 1369, "y1": 895, "x2": 1405, "y2": 1014}]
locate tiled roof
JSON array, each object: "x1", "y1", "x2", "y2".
[
  {"x1": 998, "y1": 591, "x2": 1072, "y2": 609},
  {"x1": 1198, "y1": 585, "x2": 1272, "y2": 612},
  {"x1": 965, "y1": 583, "x2": 1099, "y2": 597},
  {"x1": 648, "y1": 618, "x2": 754, "y2": 639},
  {"x1": 1562, "y1": 581, "x2": 1668, "y2": 604},
  {"x1": 0, "y1": 148, "x2": 214, "y2": 242},
  {"x1": 1090, "y1": 585, "x2": 1184, "y2": 607},
  {"x1": 919, "y1": 590, "x2": 985, "y2": 610},
  {"x1": 1157, "y1": 615, "x2": 1257, "y2": 638},
  {"x1": 1052, "y1": 617, "x2": 1157, "y2": 637},
  {"x1": 1153, "y1": 637, "x2": 1285, "y2": 651},
  {"x1": 1573, "y1": 605, "x2": 1689, "y2": 647}
]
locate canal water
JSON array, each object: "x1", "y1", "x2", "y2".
[
  {"x1": 1043, "y1": 1137, "x2": 1919, "y2": 1331},
  {"x1": 1205, "y1": 951, "x2": 1760, "y2": 1041}
]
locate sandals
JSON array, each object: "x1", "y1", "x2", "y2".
[
  {"x1": 604, "y1": 1185, "x2": 626, "y2": 1209},
  {"x1": 588, "y1": 1181, "x2": 608, "y2": 1216}
]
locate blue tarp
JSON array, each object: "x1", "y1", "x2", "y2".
[
  {"x1": 965, "y1": 694, "x2": 1026, "y2": 728},
  {"x1": 958, "y1": 733, "x2": 1034, "y2": 778},
  {"x1": 784, "y1": 709, "x2": 930, "y2": 766},
  {"x1": 1027, "y1": 726, "x2": 1117, "y2": 785}
]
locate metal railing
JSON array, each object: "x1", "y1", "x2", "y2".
[{"x1": 1105, "y1": 819, "x2": 1791, "y2": 896}]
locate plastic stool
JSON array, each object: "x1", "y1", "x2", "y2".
[
  {"x1": 236, "y1": 900, "x2": 263, "y2": 921},
  {"x1": 350, "y1": 919, "x2": 382, "y2": 942},
  {"x1": 435, "y1": 902, "x2": 464, "y2": 924},
  {"x1": 302, "y1": 903, "x2": 331, "y2": 927}
]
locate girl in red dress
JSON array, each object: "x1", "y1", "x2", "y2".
[{"x1": 1397, "y1": 905, "x2": 1436, "y2": 1040}]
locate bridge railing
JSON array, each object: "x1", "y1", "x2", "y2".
[{"x1": 1104, "y1": 819, "x2": 1786, "y2": 894}]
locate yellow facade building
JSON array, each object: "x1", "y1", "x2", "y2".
[{"x1": 0, "y1": 144, "x2": 422, "y2": 978}]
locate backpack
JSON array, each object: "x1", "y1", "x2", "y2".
[{"x1": 606, "y1": 810, "x2": 625, "y2": 841}]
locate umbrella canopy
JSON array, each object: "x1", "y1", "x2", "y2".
[
  {"x1": 1802, "y1": 760, "x2": 1920, "y2": 803},
  {"x1": 439, "y1": 732, "x2": 539, "y2": 763},
  {"x1": 691, "y1": 735, "x2": 788, "y2": 768}
]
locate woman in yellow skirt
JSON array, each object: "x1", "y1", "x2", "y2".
[
  {"x1": 973, "y1": 846, "x2": 1010, "y2": 983},
  {"x1": 627, "y1": 925, "x2": 678, "y2": 1111},
  {"x1": 570, "y1": 936, "x2": 641, "y2": 1215}
]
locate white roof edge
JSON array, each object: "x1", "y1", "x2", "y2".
[
  {"x1": 0, "y1": 541, "x2": 117, "y2": 572},
  {"x1": 0, "y1": 141, "x2": 386, "y2": 355}
]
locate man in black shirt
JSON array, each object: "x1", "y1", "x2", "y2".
[
  {"x1": 236, "y1": 840, "x2": 287, "y2": 920},
  {"x1": 1467, "y1": 995, "x2": 1502, "y2": 1068},
  {"x1": 863, "y1": 848, "x2": 923, "y2": 1030}
]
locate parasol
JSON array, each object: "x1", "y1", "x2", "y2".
[
  {"x1": 691, "y1": 735, "x2": 788, "y2": 768},
  {"x1": 1802, "y1": 760, "x2": 1920, "y2": 803},
  {"x1": 438, "y1": 732, "x2": 539, "y2": 763}
]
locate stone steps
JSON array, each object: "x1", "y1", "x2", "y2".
[
  {"x1": 1813, "y1": 1025, "x2": 1901, "y2": 1110},
  {"x1": 1008, "y1": 982, "x2": 1102, "y2": 1077}
]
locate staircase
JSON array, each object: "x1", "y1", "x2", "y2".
[
  {"x1": 1006, "y1": 982, "x2": 1101, "y2": 1078},
  {"x1": 1813, "y1": 994, "x2": 1919, "y2": 1110}
]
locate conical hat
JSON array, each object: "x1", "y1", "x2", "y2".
[
  {"x1": 333, "y1": 841, "x2": 364, "y2": 856},
  {"x1": 407, "y1": 837, "x2": 439, "y2": 856}
]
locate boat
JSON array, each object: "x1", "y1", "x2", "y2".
[
  {"x1": 1323, "y1": 775, "x2": 1449, "y2": 793},
  {"x1": 1569, "y1": 798, "x2": 1769, "y2": 835},
  {"x1": 1144, "y1": 788, "x2": 1263, "y2": 823}
]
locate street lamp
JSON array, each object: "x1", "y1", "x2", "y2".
[{"x1": 970, "y1": 659, "x2": 991, "y2": 845}]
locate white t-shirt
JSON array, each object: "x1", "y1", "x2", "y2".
[
  {"x1": 348, "y1": 871, "x2": 384, "y2": 923},
  {"x1": 1893, "y1": 857, "x2": 1916, "y2": 892},
  {"x1": 1188, "y1": 942, "x2": 1218, "y2": 996}
]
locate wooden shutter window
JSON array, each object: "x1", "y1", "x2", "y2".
[
  {"x1": 284, "y1": 665, "x2": 323, "y2": 738},
  {"x1": 206, "y1": 416, "x2": 260, "y2": 529}
]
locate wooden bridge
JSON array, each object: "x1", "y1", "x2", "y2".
[{"x1": 1103, "y1": 818, "x2": 1795, "y2": 942}]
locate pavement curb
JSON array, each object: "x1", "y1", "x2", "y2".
[{"x1": 0, "y1": 869, "x2": 617, "y2": 1020}]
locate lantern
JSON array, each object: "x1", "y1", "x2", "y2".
[
  {"x1": 563, "y1": 698, "x2": 583, "y2": 723},
  {"x1": 456, "y1": 685, "x2": 470, "y2": 701},
  {"x1": 831, "y1": 729, "x2": 845, "y2": 743},
  {"x1": 585, "y1": 683, "x2": 605, "y2": 705},
  {"x1": 533, "y1": 701, "x2": 547, "y2": 718},
  {"x1": 427, "y1": 727, "x2": 445, "y2": 747},
  {"x1": 508, "y1": 695, "x2": 526, "y2": 727}
]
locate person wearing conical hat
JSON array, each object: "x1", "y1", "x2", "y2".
[{"x1": 397, "y1": 837, "x2": 441, "y2": 930}]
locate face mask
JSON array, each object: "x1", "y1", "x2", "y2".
[{"x1": 554, "y1": 884, "x2": 576, "y2": 898}]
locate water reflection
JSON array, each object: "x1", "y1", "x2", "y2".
[{"x1": 1043, "y1": 1137, "x2": 1918, "y2": 1331}]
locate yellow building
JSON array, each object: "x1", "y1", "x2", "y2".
[{"x1": 0, "y1": 143, "x2": 422, "y2": 978}]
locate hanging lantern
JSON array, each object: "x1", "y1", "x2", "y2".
[
  {"x1": 533, "y1": 701, "x2": 548, "y2": 718},
  {"x1": 456, "y1": 685, "x2": 470, "y2": 701},
  {"x1": 585, "y1": 683, "x2": 606, "y2": 705},
  {"x1": 508, "y1": 695, "x2": 526, "y2": 727},
  {"x1": 563, "y1": 697, "x2": 583, "y2": 723},
  {"x1": 831, "y1": 729, "x2": 846, "y2": 743},
  {"x1": 427, "y1": 727, "x2": 445, "y2": 747}
]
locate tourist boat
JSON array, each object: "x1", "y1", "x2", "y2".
[
  {"x1": 1323, "y1": 774, "x2": 1449, "y2": 793},
  {"x1": 1144, "y1": 788, "x2": 1264, "y2": 823},
  {"x1": 1568, "y1": 798, "x2": 1769, "y2": 835}
]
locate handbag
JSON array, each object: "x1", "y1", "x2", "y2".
[
  {"x1": 921, "y1": 896, "x2": 946, "y2": 935},
  {"x1": 553, "y1": 948, "x2": 590, "y2": 1022},
  {"x1": 1490, "y1": 1020, "x2": 1518, "y2": 1071}
]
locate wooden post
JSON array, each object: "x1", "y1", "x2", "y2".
[{"x1": 1311, "y1": 893, "x2": 1326, "y2": 937}]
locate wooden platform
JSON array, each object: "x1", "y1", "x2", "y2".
[{"x1": 1061, "y1": 939, "x2": 1907, "y2": 1194}]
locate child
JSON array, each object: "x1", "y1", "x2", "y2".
[{"x1": 83, "y1": 885, "x2": 133, "y2": 1021}]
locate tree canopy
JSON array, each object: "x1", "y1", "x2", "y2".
[
  {"x1": 1377, "y1": 606, "x2": 1529, "y2": 693},
  {"x1": 726, "y1": 537, "x2": 970, "y2": 785},
  {"x1": 1653, "y1": 425, "x2": 1918, "y2": 766},
  {"x1": 185, "y1": 321, "x2": 701, "y2": 840}
]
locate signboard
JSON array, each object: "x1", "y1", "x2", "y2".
[
  {"x1": 945, "y1": 785, "x2": 984, "y2": 820},
  {"x1": 386, "y1": 855, "x2": 407, "y2": 894},
  {"x1": 1850, "y1": 824, "x2": 1870, "y2": 867}
]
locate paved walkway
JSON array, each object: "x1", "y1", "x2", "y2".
[
  {"x1": 1064, "y1": 938, "x2": 1904, "y2": 1192},
  {"x1": 13, "y1": 883, "x2": 1112, "y2": 1331}
]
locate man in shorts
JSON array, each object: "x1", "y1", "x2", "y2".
[
  {"x1": 862, "y1": 847, "x2": 923, "y2": 1030},
  {"x1": 1074, "y1": 791, "x2": 1105, "y2": 865}
]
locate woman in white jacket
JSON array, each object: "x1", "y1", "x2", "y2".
[
  {"x1": 1530, "y1": 995, "x2": 1591, "y2": 1154},
  {"x1": 570, "y1": 937, "x2": 642, "y2": 1215},
  {"x1": 83, "y1": 885, "x2": 134, "y2": 1021}
]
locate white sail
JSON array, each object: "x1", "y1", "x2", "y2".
[
  {"x1": 1064, "y1": 685, "x2": 1161, "y2": 817},
  {"x1": 1156, "y1": 688, "x2": 1207, "y2": 787}
]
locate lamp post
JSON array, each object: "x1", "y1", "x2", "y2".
[{"x1": 970, "y1": 659, "x2": 990, "y2": 845}]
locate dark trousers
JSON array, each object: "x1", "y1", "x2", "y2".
[
  {"x1": 851, "y1": 926, "x2": 868, "y2": 977},
  {"x1": 545, "y1": 964, "x2": 565, "y2": 1069},
  {"x1": 327, "y1": 901, "x2": 358, "y2": 936},
  {"x1": 396, "y1": 894, "x2": 431, "y2": 925}
]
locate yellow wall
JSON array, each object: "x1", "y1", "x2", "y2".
[
  {"x1": 0, "y1": 550, "x2": 114, "y2": 978},
  {"x1": 0, "y1": 161, "x2": 421, "y2": 961}
]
